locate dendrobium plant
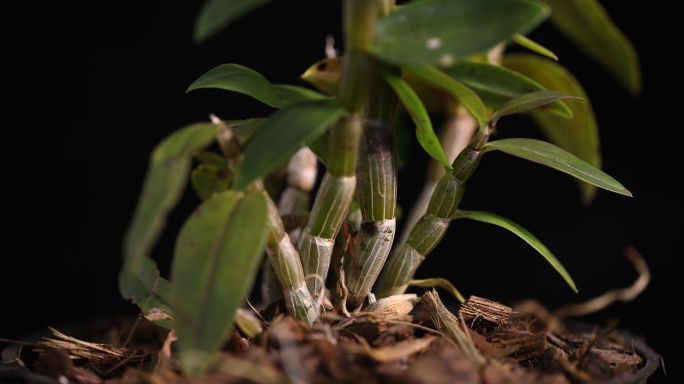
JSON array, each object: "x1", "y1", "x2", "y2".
[{"x1": 120, "y1": 0, "x2": 639, "y2": 377}]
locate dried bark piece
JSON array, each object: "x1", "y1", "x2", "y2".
[
  {"x1": 459, "y1": 295, "x2": 512, "y2": 332},
  {"x1": 485, "y1": 317, "x2": 547, "y2": 364},
  {"x1": 420, "y1": 289, "x2": 486, "y2": 364},
  {"x1": 395, "y1": 337, "x2": 481, "y2": 384}
]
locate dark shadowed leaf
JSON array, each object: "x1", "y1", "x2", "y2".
[
  {"x1": 187, "y1": 64, "x2": 280, "y2": 108},
  {"x1": 371, "y1": 0, "x2": 549, "y2": 67},
  {"x1": 234, "y1": 99, "x2": 347, "y2": 190},
  {"x1": 453, "y1": 210, "x2": 577, "y2": 292},
  {"x1": 482, "y1": 138, "x2": 631, "y2": 196},
  {"x1": 273, "y1": 84, "x2": 330, "y2": 108},
  {"x1": 119, "y1": 257, "x2": 174, "y2": 329},
  {"x1": 541, "y1": 0, "x2": 641, "y2": 95},
  {"x1": 224, "y1": 118, "x2": 266, "y2": 145},
  {"x1": 306, "y1": 131, "x2": 330, "y2": 167},
  {"x1": 380, "y1": 68, "x2": 450, "y2": 168},
  {"x1": 193, "y1": 0, "x2": 272, "y2": 44},
  {"x1": 406, "y1": 64, "x2": 488, "y2": 128},
  {"x1": 502, "y1": 54, "x2": 601, "y2": 204},
  {"x1": 441, "y1": 60, "x2": 572, "y2": 117},
  {"x1": 191, "y1": 164, "x2": 233, "y2": 200},
  {"x1": 123, "y1": 122, "x2": 217, "y2": 262},
  {"x1": 490, "y1": 90, "x2": 581, "y2": 125},
  {"x1": 170, "y1": 190, "x2": 268, "y2": 377}
]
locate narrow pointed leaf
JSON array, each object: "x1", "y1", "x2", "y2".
[
  {"x1": 379, "y1": 68, "x2": 450, "y2": 168},
  {"x1": 187, "y1": 64, "x2": 280, "y2": 108},
  {"x1": 490, "y1": 90, "x2": 581, "y2": 125},
  {"x1": 482, "y1": 138, "x2": 631, "y2": 196},
  {"x1": 371, "y1": 0, "x2": 550, "y2": 67},
  {"x1": 434, "y1": 60, "x2": 573, "y2": 117},
  {"x1": 123, "y1": 122, "x2": 217, "y2": 262},
  {"x1": 513, "y1": 33, "x2": 558, "y2": 61},
  {"x1": 273, "y1": 84, "x2": 330, "y2": 108},
  {"x1": 453, "y1": 210, "x2": 576, "y2": 292},
  {"x1": 502, "y1": 53, "x2": 601, "y2": 204},
  {"x1": 541, "y1": 0, "x2": 641, "y2": 95},
  {"x1": 191, "y1": 164, "x2": 233, "y2": 200},
  {"x1": 406, "y1": 64, "x2": 488, "y2": 128},
  {"x1": 171, "y1": 190, "x2": 269, "y2": 377},
  {"x1": 234, "y1": 99, "x2": 347, "y2": 190},
  {"x1": 119, "y1": 257, "x2": 174, "y2": 329},
  {"x1": 193, "y1": 0, "x2": 272, "y2": 44}
]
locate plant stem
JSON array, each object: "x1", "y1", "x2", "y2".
[
  {"x1": 345, "y1": 61, "x2": 400, "y2": 307},
  {"x1": 296, "y1": 0, "x2": 379, "y2": 306},
  {"x1": 263, "y1": 188, "x2": 318, "y2": 326},
  {"x1": 379, "y1": 141, "x2": 483, "y2": 298}
]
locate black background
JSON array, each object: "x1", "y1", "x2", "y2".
[{"x1": 6, "y1": 1, "x2": 677, "y2": 382}]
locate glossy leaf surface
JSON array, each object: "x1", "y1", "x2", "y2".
[
  {"x1": 123, "y1": 122, "x2": 217, "y2": 262},
  {"x1": 441, "y1": 60, "x2": 572, "y2": 117},
  {"x1": 482, "y1": 138, "x2": 631, "y2": 196},
  {"x1": 234, "y1": 99, "x2": 347, "y2": 190},
  {"x1": 453, "y1": 210, "x2": 576, "y2": 292},
  {"x1": 171, "y1": 190, "x2": 268, "y2": 377},
  {"x1": 187, "y1": 64, "x2": 280, "y2": 108},
  {"x1": 490, "y1": 90, "x2": 581, "y2": 125},
  {"x1": 406, "y1": 64, "x2": 488, "y2": 128},
  {"x1": 380, "y1": 68, "x2": 450, "y2": 168},
  {"x1": 193, "y1": 0, "x2": 272, "y2": 44},
  {"x1": 371, "y1": 0, "x2": 549, "y2": 67},
  {"x1": 542, "y1": 0, "x2": 641, "y2": 95},
  {"x1": 502, "y1": 54, "x2": 601, "y2": 203}
]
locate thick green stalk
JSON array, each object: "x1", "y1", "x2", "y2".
[
  {"x1": 297, "y1": 0, "x2": 378, "y2": 305},
  {"x1": 296, "y1": 111, "x2": 365, "y2": 303},
  {"x1": 345, "y1": 65, "x2": 400, "y2": 307},
  {"x1": 379, "y1": 144, "x2": 482, "y2": 298},
  {"x1": 263, "y1": 190, "x2": 318, "y2": 326},
  {"x1": 263, "y1": 147, "x2": 319, "y2": 305}
]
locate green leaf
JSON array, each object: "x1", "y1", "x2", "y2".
[
  {"x1": 191, "y1": 164, "x2": 233, "y2": 200},
  {"x1": 502, "y1": 54, "x2": 601, "y2": 204},
  {"x1": 379, "y1": 68, "x2": 450, "y2": 169},
  {"x1": 305, "y1": 131, "x2": 329, "y2": 167},
  {"x1": 512, "y1": 33, "x2": 558, "y2": 61},
  {"x1": 193, "y1": 0, "x2": 272, "y2": 44},
  {"x1": 187, "y1": 64, "x2": 280, "y2": 108},
  {"x1": 453, "y1": 210, "x2": 577, "y2": 292},
  {"x1": 224, "y1": 118, "x2": 266, "y2": 145},
  {"x1": 371, "y1": 0, "x2": 550, "y2": 67},
  {"x1": 541, "y1": 0, "x2": 641, "y2": 95},
  {"x1": 170, "y1": 190, "x2": 269, "y2": 377},
  {"x1": 406, "y1": 64, "x2": 488, "y2": 128},
  {"x1": 195, "y1": 151, "x2": 229, "y2": 170},
  {"x1": 119, "y1": 257, "x2": 174, "y2": 329},
  {"x1": 273, "y1": 84, "x2": 330, "y2": 108},
  {"x1": 440, "y1": 60, "x2": 572, "y2": 118},
  {"x1": 490, "y1": 90, "x2": 581, "y2": 126},
  {"x1": 234, "y1": 99, "x2": 347, "y2": 190},
  {"x1": 123, "y1": 122, "x2": 217, "y2": 262},
  {"x1": 482, "y1": 138, "x2": 632, "y2": 196}
]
